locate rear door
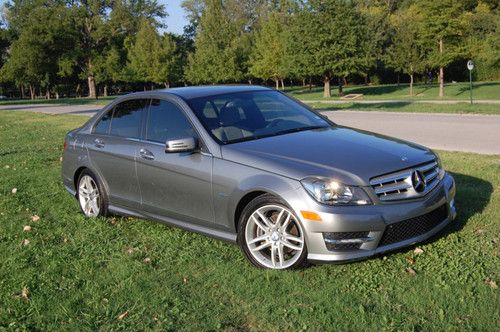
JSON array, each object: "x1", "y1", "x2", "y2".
[
  {"x1": 87, "y1": 99, "x2": 149, "y2": 209},
  {"x1": 135, "y1": 98, "x2": 214, "y2": 226}
]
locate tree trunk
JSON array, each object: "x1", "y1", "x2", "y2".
[
  {"x1": 88, "y1": 75, "x2": 97, "y2": 99},
  {"x1": 409, "y1": 73, "x2": 414, "y2": 96},
  {"x1": 103, "y1": 84, "x2": 108, "y2": 97},
  {"x1": 29, "y1": 84, "x2": 35, "y2": 100},
  {"x1": 275, "y1": 79, "x2": 279, "y2": 89},
  {"x1": 439, "y1": 38, "x2": 444, "y2": 98},
  {"x1": 343, "y1": 77, "x2": 347, "y2": 86},
  {"x1": 46, "y1": 88, "x2": 50, "y2": 100},
  {"x1": 151, "y1": 83, "x2": 154, "y2": 90},
  {"x1": 323, "y1": 76, "x2": 331, "y2": 98},
  {"x1": 302, "y1": 78, "x2": 306, "y2": 87},
  {"x1": 397, "y1": 73, "x2": 400, "y2": 86},
  {"x1": 308, "y1": 78, "x2": 312, "y2": 91},
  {"x1": 338, "y1": 78, "x2": 344, "y2": 97},
  {"x1": 364, "y1": 76, "x2": 368, "y2": 85},
  {"x1": 280, "y1": 79, "x2": 285, "y2": 90},
  {"x1": 76, "y1": 83, "x2": 81, "y2": 98},
  {"x1": 55, "y1": 92, "x2": 59, "y2": 99},
  {"x1": 20, "y1": 85, "x2": 25, "y2": 99},
  {"x1": 164, "y1": 82, "x2": 170, "y2": 88}
]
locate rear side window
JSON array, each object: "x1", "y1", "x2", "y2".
[
  {"x1": 109, "y1": 99, "x2": 148, "y2": 138},
  {"x1": 93, "y1": 110, "x2": 112, "y2": 135},
  {"x1": 146, "y1": 99, "x2": 195, "y2": 143}
]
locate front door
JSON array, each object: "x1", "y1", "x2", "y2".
[{"x1": 136, "y1": 99, "x2": 214, "y2": 226}]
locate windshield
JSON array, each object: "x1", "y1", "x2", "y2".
[{"x1": 187, "y1": 90, "x2": 330, "y2": 144}]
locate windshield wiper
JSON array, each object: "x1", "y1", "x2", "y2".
[{"x1": 269, "y1": 125, "x2": 328, "y2": 137}]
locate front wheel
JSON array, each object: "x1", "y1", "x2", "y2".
[
  {"x1": 238, "y1": 194, "x2": 308, "y2": 269},
  {"x1": 77, "y1": 170, "x2": 108, "y2": 217}
]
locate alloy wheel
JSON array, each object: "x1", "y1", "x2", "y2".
[
  {"x1": 245, "y1": 204, "x2": 305, "y2": 269},
  {"x1": 78, "y1": 175, "x2": 100, "y2": 217}
]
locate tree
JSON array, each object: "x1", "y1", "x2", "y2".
[
  {"x1": 250, "y1": 11, "x2": 290, "y2": 89},
  {"x1": 418, "y1": 0, "x2": 465, "y2": 97},
  {"x1": 0, "y1": 1, "x2": 78, "y2": 99},
  {"x1": 290, "y1": 0, "x2": 371, "y2": 97},
  {"x1": 185, "y1": 0, "x2": 245, "y2": 84},
  {"x1": 67, "y1": 0, "x2": 166, "y2": 98},
  {"x1": 127, "y1": 19, "x2": 182, "y2": 88},
  {"x1": 385, "y1": 6, "x2": 426, "y2": 96}
]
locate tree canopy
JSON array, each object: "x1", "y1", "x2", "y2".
[{"x1": 0, "y1": 0, "x2": 498, "y2": 98}]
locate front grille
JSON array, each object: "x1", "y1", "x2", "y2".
[
  {"x1": 324, "y1": 231, "x2": 369, "y2": 251},
  {"x1": 370, "y1": 161, "x2": 441, "y2": 201},
  {"x1": 378, "y1": 204, "x2": 448, "y2": 246}
]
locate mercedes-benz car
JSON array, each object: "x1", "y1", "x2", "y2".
[{"x1": 62, "y1": 85, "x2": 456, "y2": 269}]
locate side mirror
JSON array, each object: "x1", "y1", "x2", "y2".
[{"x1": 165, "y1": 137, "x2": 197, "y2": 153}]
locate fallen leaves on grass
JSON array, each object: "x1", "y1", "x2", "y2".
[
  {"x1": 183, "y1": 277, "x2": 188, "y2": 284},
  {"x1": 125, "y1": 246, "x2": 135, "y2": 254},
  {"x1": 484, "y1": 278, "x2": 498, "y2": 289},
  {"x1": 23, "y1": 225, "x2": 31, "y2": 232},
  {"x1": 406, "y1": 267, "x2": 417, "y2": 276},
  {"x1": 474, "y1": 229, "x2": 486, "y2": 235},
  {"x1": 20, "y1": 287, "x2": 29, "y2": 301},
  {"x1": 31, "y1": 215, "x2": 40, "y2": 222},
  {"x1": 143, "y1": 257, "x2": 151, "y2": 264},
  {"x1": 20, "y1": 239, "x2": 30, "y2": 246},
  {"x1": 414, "y1": 247, "x2": 424, "y2": 255},
  {"x1": 406, "y1": 257, "x2": 415, "y2": 265},
  {"x1": 11, "y1": 188, "x2": 17, "y2": 194},
  {"x1": 117, "y1": 311, "x2": 129, "y2": 320}
]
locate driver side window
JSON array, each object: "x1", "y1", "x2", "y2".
[{"x1": 146, "y1": 99, "x2": 196, "y2": 143}]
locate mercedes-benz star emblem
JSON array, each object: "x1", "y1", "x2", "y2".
[{"x1": 411, "y1": 170, "x2": 426, "y2": 193}]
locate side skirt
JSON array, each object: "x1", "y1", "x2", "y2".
[{"x1": 108, "y1": 204, "x2": 237, "y2": 243}]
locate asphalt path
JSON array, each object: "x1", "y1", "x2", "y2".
[{"x1": 1, "y1": 103, "x2": 499, "y2": 154}]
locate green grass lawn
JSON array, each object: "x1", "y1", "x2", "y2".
[
  {"x1": 288, "y1": 81, "x2": 500, "y2": 100},
  {"x1": 309, "y1": 102, "x2": 500, "y2": 115},
  {"x1": 0, "y1": 111, "x2": 498, "y2": 331}
]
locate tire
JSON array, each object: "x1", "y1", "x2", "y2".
[
  {"x1": 237, "y1": 194, "x2": 308, "y2": 270},
  {"x1": 77, "y1": 169, "x2": 109, "y2": 217}
]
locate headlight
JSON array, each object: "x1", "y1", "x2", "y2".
[
  {"x1": 301, "y1": 177, "x2": 372, "y2": 206},
  {"x1": 433, "y1": 151, "x2": 446, "y2": 179}
]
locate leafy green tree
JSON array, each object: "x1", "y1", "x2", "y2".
[
  {"x1": 250, "y1": 11, "x2": 290, "y2": 89},
  {"x1": 126, "y1": 19, "x2": 182, "y2": 88},
  {"x1": 418, "y1": 0, "x2": 465, "y2": 97},
  {"x1": 290, "y1": 0, "x2": 371, "y2": 97},
  {"x1": 185, "y1": 0, "x2": 244, "y2": 83},
  {"x1": 1, "y1": 1, "x2": 78, "y2": 99},
  {"x1": 462, "y1": 1, "x2": 500, "y2": 81},
  {"x1": 385, "y1": 6, "x2": 426, "y2": 96}
]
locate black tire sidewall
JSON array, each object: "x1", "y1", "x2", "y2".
[{"x1": 237, "y1": 194, "x2": 308, "y2": 269}]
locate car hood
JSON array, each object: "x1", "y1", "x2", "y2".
[{"x1": 221, "y1": 126, "x2": 436, "y2": 186}]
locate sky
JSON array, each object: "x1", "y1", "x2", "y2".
[{"x1": 161, "y1": 0, "x2": 189, "y2": 35}]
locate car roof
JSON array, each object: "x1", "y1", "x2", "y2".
[{"x1": 155, "y1": 85, "x2": 272, "y2": 100}]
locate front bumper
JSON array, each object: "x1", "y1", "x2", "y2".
[{"x1": 293, "y1": 173, "x2": 456, "y2": 262}]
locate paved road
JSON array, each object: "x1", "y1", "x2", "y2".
[
  {"x1": 1, "y1": 104, "x2": 499, "y2": 154},
  {"x1": 324, "y1": 110, "x2": 500, "y2": 155}
]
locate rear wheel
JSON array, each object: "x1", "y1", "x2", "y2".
[
  {"x1": 238, "y1": 194, "x2": 307, "y2": 269},
  {"x1": 77, "y1": 170, "x2": 108, "y2": 217}
]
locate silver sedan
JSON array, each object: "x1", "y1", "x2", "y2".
[{"x1": 62, "y1": 86, "x2": 456, "y2": 269}]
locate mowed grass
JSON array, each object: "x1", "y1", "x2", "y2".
[
  {"x1": 0, "y1": 111, "x2": 498, "y2": 331},
  {"x1": 308, "y1": 102, "x2": 500, "y2": 115},
  {"x1": 288, "y1": 81, "x2": 500, "y2": 100}
]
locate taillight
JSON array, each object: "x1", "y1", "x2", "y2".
[{"x1": 63, "y1": 141, "x2": 68, "y2": 150}]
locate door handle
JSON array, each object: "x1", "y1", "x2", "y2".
[
  {"x1": 139, "y1": 148, "x2": 155, "y2": 160},
  {"x1": 94, "y1": 138, "x2": 105, "y2": 148}
]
